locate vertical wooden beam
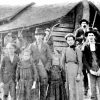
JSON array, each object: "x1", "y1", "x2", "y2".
[
  {"x1": 74, "y1": 2, "x2": 83, "y2": 30},
  {"x1": 82, "y1": 0, "x2": 90, "y2": 22}
]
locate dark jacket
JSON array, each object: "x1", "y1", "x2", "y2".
[
  {"x1": 83, "y1": 43, "x2": 100, "y2": 73},
  {"x1": 1, "y1": 54, "x2": 19, "y2": 83},
  {"x1": 30, "y1": 42, "x2": 52, "y2": 70},
  {"x1": 75, "y1": 28, "x2": 86, "y2": 44},
  {"x1": 30, "y1": 42, "x2": 52, "y2": 79}
]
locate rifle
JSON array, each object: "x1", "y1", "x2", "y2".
[{"x1": 92, "y1": 11, "x2": 97, "y2": 28}]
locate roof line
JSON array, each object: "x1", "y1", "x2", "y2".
[
  {"x1": 9, "y1": 2, "x2": 35, "y2": 21},
  {"x1": 0, "y1": 1, "x2": 81, "y2": 33},
  {"x1": 0, "y1": 2, "x2": 35, "y2": 25},
  {"x1": 0, "y1": 17, "x2": 61, "y2": 33},
  {"x1": 88, "y1": 1, "x2": 100, "y2": 15}
]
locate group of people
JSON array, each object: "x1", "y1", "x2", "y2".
[{"x1": 0, "y1": 19, "x2": 100, "y2": 100}]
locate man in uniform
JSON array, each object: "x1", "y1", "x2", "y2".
[{"x1": 30, "y1": 27, "x2": 52, "y2": 100}]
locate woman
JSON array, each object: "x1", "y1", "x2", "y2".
[
  {"x1": 46, "y1": 46, "x2": 67, "y2": 100},
  {"x1": 61, "y1": 33, "x2": 83, "y2": 100}
]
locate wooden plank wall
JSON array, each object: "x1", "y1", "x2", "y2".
[{"x1": 51, "y1": 9, "x2": 75, "y2": 52}]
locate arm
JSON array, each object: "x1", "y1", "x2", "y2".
[
  {"x1": 30, "y1": 57, "x2": 38, "y2": 81},
  {"x1": 0, "y1": 57, "x2": 5, "y2": 83},
  {"x1": 76, "y1": 48, "x2": 83, "y2": 74},
  {"x1": 16, "y1": 56, "x2": 21, "y2": 82},
  {"x1": 61, "y1": 48, "x2": 66, "y2": 70},
  {"x1": 16, "y1": 60, "x2": 20, "y2": 82},
  {"x1": 83, "y1": 47, "x2": 91, "y2": 73},
  {"x1": 45, "y1": 44, "x2": 52, "y2": 71}
]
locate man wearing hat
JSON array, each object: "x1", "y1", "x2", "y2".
[
  {"x1": 30, "y1": 27, "x2": 52, "y2": 100},
  {"x1": 83, "y1": 29, "x2": 100, "y2": 100},
  {"x1": 75, "y1": 19, "x2": 89, "y2": 46},
  {"x1": 74, "y1": 19, "x2": 89, "y2": 96}
]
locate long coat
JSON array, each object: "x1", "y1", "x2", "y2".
[
  {"x1": 83, "y1": 43, "x2": 100, "y2": 73},
  {"x1": 30, "y1": 42, "x2": 52, "y2": 79},
  {"x1": 61, "y1": 47, "x2": 83, "y2": 100}
]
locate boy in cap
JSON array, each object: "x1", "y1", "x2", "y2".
[{"x1": 83, "y1": 28, "x2": 100, "y2": 100}]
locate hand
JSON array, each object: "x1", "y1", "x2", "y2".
[
  {"x1": 90, "y1": 70, "x2": 97, "y2": 76},
  {"x1": 16, "y1": 82, "x2": 18, "y2": 89},
  {"x1": 97, "y1": 69, "x2": 100, "y2": 76},
  {"x1": 32, "y1": 81, "x2": 36, "y2": 89},
  {"x1": 76, "y1": 74, "x2": 81, "y2": 82},
  {"x1": 80, "y1": 35, "x2": 84, "y2": 39},
  {"x1": 0, "y1": 82, "x2": 4, "y2": 88}
]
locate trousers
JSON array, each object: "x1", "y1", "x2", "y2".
[
  {"x1": 3, "y1": 80, "x2": 16, "y2": 100},
  {"x1": 89, "y1": 74, "x2": 100, "y2": 100}
]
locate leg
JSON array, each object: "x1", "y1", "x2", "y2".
[
  {"x1": 89, "y1": 74, "x2": 97, "y2": 100},
  {"x1": 40, "y1": 78, "x2": 48, "y2": 100},
  {"x1": 97, "y1": 76, "x2": 100, "y2": 100},
  {"x1": 3, "y1": 83, "x2": 9, "y2": 100},
  {"x1": 17, "y1": 80, "x2": 25, "y2": 100},
  {"x1": 26, "y1": 80, "x2": 33, "y2": 100},
  {"x1": 82, "y1": 69, "x2": 88, "y2": 95},
  {"x1": 10, "y1": 81, "x2": 16, "y2": 100}
]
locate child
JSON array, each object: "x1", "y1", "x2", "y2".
[
  {"x1": 46, "y1": 47, "x2": 67, "y2": 100},
  {"x1": 1, "y1": 43, "x2": 19, "y2": 100},
  {"x1": 16, "y1": 47, "x2": 37, "y2": 100}
]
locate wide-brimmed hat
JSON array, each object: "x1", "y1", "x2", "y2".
[
  {"x1": 65, "y1": 33, "x2": 75, "y2": 40},
  {"x1": 35, "y1": 27, "x2": 46, "y2": 36},
  {"x1": 85, "y1": 27, "x2": 98, "y2": 37},
  {"x1": 80, "y1": 19, "x2": 89, "y2": 25}
]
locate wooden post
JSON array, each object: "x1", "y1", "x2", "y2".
[{"x1": 82, "y1": 0, "x2": 90, "y2": 22}]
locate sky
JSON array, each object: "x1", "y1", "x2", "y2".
[
  {"x1": 0, "y1": 0, "x2": 78, "y2": 6},
  {"x1": 0, "y1": 0, "x2": 100, "y2": 6}
]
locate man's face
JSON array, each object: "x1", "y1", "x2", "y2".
[
  {"x1": 35, "y1": 35, "x2": 44, "y2": 43},
  {"x1": 67, "y1": 37, "x2": 75, "y2": 46},
  {"x1": 81, "y1": 22, "x2": 88, "y2": 28},
  {"x1": 87, "y1": 33, "x2": 95, "y2": 43},
  {"x1": 7, "y1": 46, "x2": 15, "y2": 55}
]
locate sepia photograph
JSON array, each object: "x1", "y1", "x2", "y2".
[{"x1": 0, "y1": 0, "x2": 100, "y2": 100}]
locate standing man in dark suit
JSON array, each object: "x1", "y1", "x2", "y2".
[
  {"x1": 30, "y1": 27, "x2": 52, "y2": 100},
  {"x1": 75, "y1": 19, "x2": 89, "y2": 96},
  {"x1": 83, "y1": 29, "x2": 100, "y2": 100},
  {"x1": 0, "y1": 43, "x2": 19, "y2": 100}
]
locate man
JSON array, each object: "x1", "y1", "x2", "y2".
[
  {"x1": 83, "y1": 29, "x2": 100, "y2": 100},
  {"x1": 75, "y1": 19, "x2": 89, "y2": 46},
  {"x1": 75, "y1": 19, "x2": 89, "y2": 96},
  {"x1": 30, "y1": 27, "x2": 52, "y2": 100}
]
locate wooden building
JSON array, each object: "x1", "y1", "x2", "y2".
[{"x1": 0, "y1": 0, "x2": 100, "y2": 52}]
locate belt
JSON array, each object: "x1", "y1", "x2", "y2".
[{"x1": 66, "y1": 61, "x2": 78, "y2": 64}]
